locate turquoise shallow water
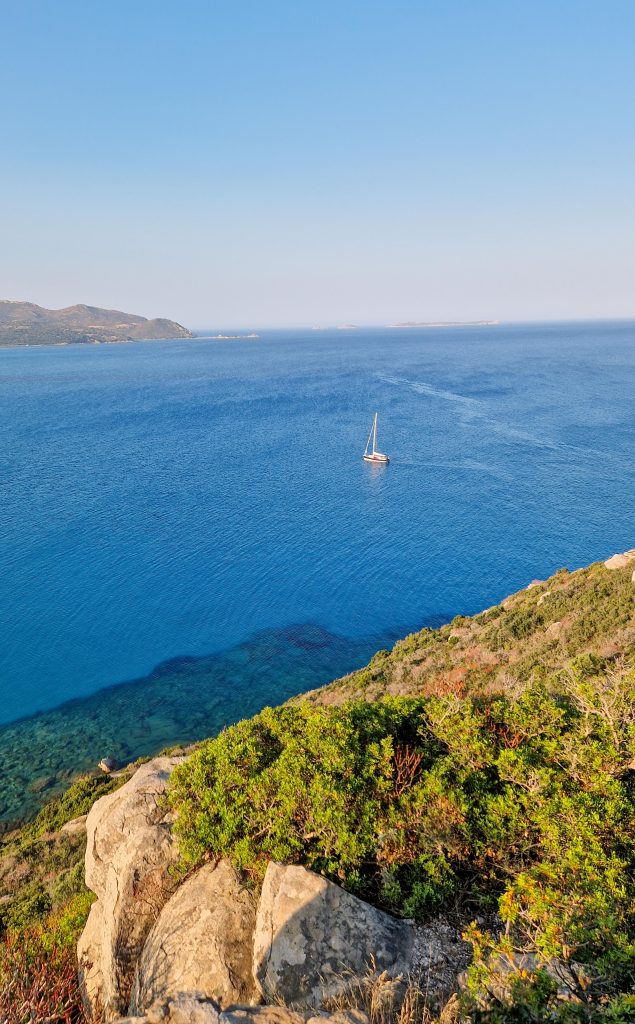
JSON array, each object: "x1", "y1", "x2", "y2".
[
  {"x1": 0, "y1": 322, "x2": 634, "y2": 819},
  {"x1": 0, "y1": 624, "x2": 387, "y2": 824}
]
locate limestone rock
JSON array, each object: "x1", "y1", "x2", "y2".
[
  {"x1": 85, "y1": 756, "x2": 182, "y2": 899},
  {"x1": 59, "y1": 813, "x2": 87, "y2": 835},
  {"x1": 78, "y1": 756, "x2": 184, "y2": 1021},
  {"x1": 115, "y1": 1002, "x2": 368, "y2": 1024},
  {"x1": 130, "y1": 859, "x2": 260, "y2": 1012},
  {"x1": 253, "y1": 862, "x2": 415, "y2": 1009},
  {"x1": 459, "y1": 951, "x2": 589, "y2": 1008},
  {"x1": 116, "y1": 994, "x2": 220, "y2": 1024},
  {"x1": 77, "y1": 900, "x2": 105, "y2": 1020},
  {"x1": 604, "y1": 549, "x2": 635, "y2": 570},
  {"x1": 221, "y1": 1008, "x2": 305, "y2": 1024},
  {"x1": 411, "y1": 917, "x2": 472, "y2": 1004}
]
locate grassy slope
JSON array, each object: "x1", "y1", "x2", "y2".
[{"x1": 307, "y1": 558, "x2": 635, "y2": 706}]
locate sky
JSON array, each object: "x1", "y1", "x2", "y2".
[{"x1": 1, "y1": 0, "x2": 634, "y2": 328}]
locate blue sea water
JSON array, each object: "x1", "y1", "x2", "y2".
[{"x1": 0, "y1": 322, "x2": 634, "y2": 819}]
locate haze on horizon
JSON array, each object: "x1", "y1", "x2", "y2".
[{"x1": 1, "y1": 0, "x2": 634, "y2": 330}]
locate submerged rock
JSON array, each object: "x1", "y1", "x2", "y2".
[
  {"x1": 78, "y1": 756, "x2": 185, "y2": 1021},
  {"x1": 252, "y1": 862, "x2": 415, "y2": 1009},
  {"x1": 130, "y1": 859, "x2": 260, "y2": 1012}
]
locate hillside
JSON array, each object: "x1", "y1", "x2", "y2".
[
  {"x1": 1, "y1": 550, "x2": 634, "y2": 1022},
  {"x1": 0, "y1": 300, "x2": 194, "y2": 346},
  {"x1": 307, "y1": 551, "x2": 635, "y2": 706}
]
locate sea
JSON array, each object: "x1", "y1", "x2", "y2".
[{"x1": 1, "y1": 321, "x2": 634, "y2": 821}]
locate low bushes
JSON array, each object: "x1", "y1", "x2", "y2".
[{"x1": 170, "y1": 664, "x2": 635, "y2": 1018}]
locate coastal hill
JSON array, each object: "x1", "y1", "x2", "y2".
[
  {"x1": 0, "y1": 550, "x2": 633, "y2": 1022},
  {"x1": 0, "y1": 300, "x2": 194, "y2": 347}
]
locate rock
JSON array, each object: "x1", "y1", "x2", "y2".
[
  {"x1": 59, "y1": 813, "x2": 87, "y2": 835},
  {"x1": 116, "y1": 995, "x2": 220, "y2": 1024},
  {"x1": 100, "y1": 757, "x2": 118, "y2": 773},
  {"x1": 526, "y1": 580, "x2": 544, "y2": 590},
  {"x1": 460, "y1": 951, "x2": 590, "y2": 1008},
  {"x1": 85, "y1": 756, "x2": 182, "y2": 901},
  {"x1": 115, "y1": 1001, "x2": 368, "y2": 1024},
  {"x1": 78, "y1": 756, "x2": 185, "y2": 1021},
  {"x1": 221, "y1": 1008, "x2": 305, "y2": 1024},
  {"x1": 411, "y1": 917, "x2": 472, "y2": 1004},
  {"x1": 130, "y1": 859, "x2": 260, "y2": 1012},
  {"x1": 253, "y1": 862, "x2": 415, "y2": 1009},
  {"x1": 78, "y1": 900, "x2": 105, "y2": 1019},
  {"x1": 604, "y1": 549, "x2": 635, "y2": 570}
]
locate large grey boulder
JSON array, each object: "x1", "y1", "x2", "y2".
[
  {"x1": 253, "y1": 863, "x2": 415, "y2": 1008},
  {"x1": 78, "y1": 756, "x2": 185, "y2": 1021},
  {"x1": 130, "y1": 859, "x2": 260, "y2": 1012}
]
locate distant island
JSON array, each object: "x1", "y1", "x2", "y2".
[
  {"x1": 389, "y1": 319, "x2": 500, "y2": 328},
  {"x1": 0, "y1": 301, "x2": 194, "y2": 347},
  {"x1": 203, "y1": 332, "x2": 260, "y2": 340}
]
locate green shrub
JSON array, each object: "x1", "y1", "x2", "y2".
[
  {"x1": 171, "y1": 667, "x2": 635, "y2": 1013},
  {"x1": 0, "y1": 883, "x2": 51, "y2": 932}
]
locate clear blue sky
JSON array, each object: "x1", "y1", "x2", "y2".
[{"x1": 1, "y1": 1, "x2": 634, "y2": 327}]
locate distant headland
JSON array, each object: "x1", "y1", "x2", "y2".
[
  {"x1": 388, "y1": 319, "x2": 500, "y2": 328},
  {"x1": 0, "y1": 300, "x2": 194, "y2": 347}
]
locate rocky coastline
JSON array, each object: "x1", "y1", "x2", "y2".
[{"x1": 1, "y1": 549, "x2": 634, "y2": 1023}]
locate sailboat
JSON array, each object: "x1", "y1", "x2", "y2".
[{"x1": 363, "y1": 413, "x2": 390, "y2": 463}]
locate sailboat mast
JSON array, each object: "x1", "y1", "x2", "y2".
[
  {"x1": 373, "y1": 413, "x2": 378, "y2": 454},
  {"x1": 364, "y1": 417, "x2": 375, "y2": 456}
]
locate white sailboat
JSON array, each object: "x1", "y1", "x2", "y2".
[{"x1": 363, "y1": 413, "x2": 390, "y2": 463}]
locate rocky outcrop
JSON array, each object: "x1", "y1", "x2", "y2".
[
  {"x1": 115, "y1": 998, "x2": 368, "y2": 1024},
  {"x1": 78, "y1": 756, "x2": 185, "y2": 1021},
  {"x1": 130, "y1": 860, "x2": 260, "y2": 1012},
  {"x1": 77, "y1": 765, "x2": 467, "y2": 1022},
  {"x1": 253, "y1": 862, "x2": 415, "y2": 1009},
  {"x1": 604, "y1": 549, "x2": 635, "y2": 570}
]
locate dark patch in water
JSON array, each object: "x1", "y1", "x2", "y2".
[{"x1": 0, "y1": 623, "x2": 385, "y2": 824}]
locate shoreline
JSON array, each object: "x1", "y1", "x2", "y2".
[{"x1": 0, "y1": 622, "x2": 394, "y2": 825}]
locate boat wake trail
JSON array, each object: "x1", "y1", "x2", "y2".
[
  {"x1": 378, "y1": 373, "x2": 628, "y2": 465},
  {"x1": 379, "y1": 375, "x2": 481, "y2": 409}
]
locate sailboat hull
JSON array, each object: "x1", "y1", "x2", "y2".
[{"x1": 363, "y1": 453, "x2": 390, "y2": 463}]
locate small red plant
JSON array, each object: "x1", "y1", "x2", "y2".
[
  {"x1": 0, "y1": 928, "x2": 87, "y2": 1024},
  {"x1": 392, "y1": 745, "x2": 424, "y2": 796}
]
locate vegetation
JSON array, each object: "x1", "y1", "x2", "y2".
[
  {"x1": 0, "y1": 299, "x2": 194, "y2": 346},
  {"x1": 171, "y1": 568, "x2": 635, "y2": 1022},
  {"x1": 0, "y1": 923, "x2": 88, "y2": 1023},
  {"x1": 0, "y1": 771, "x2": 133, "y2": 1021},
  {"x1": 2, "y1": 557, "x2": 634, "y2": 1021},
  {"x1": 308, "y1": 560, "x2": 635, "y2": 705}
]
